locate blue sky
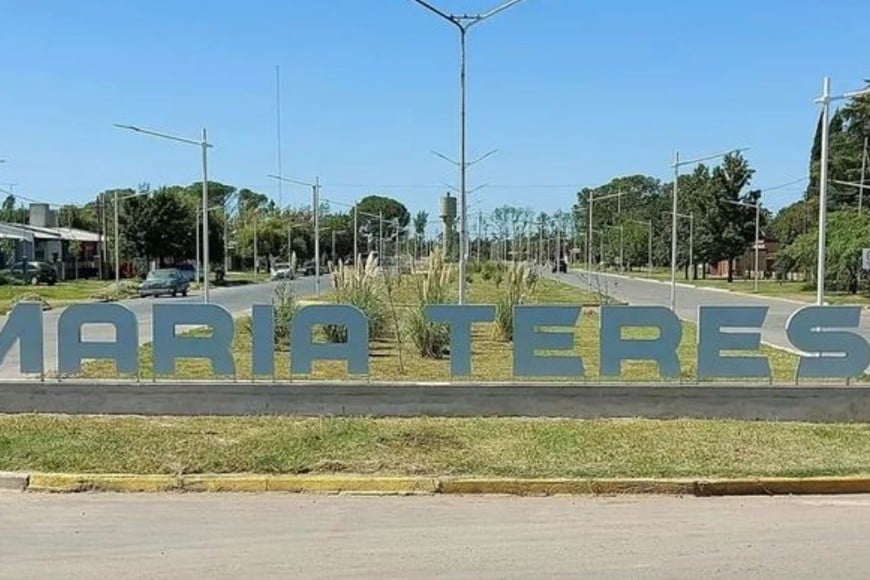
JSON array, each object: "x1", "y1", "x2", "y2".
[{"x1": 1, "y1": 0, "x2": 868, "y2": 224}]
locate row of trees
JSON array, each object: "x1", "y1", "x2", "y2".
[{"x1": 565, "y1": 152, "x2": 762, "y2": 282}]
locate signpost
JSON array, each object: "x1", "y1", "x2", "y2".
[{"x1": 1, "y1": 301, "x2": 868, "y2": 381}]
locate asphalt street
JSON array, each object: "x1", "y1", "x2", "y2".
[
  {"x1": 0, "y1": 275, "x2": 321, "y2": 378},
  {"x1": 561, "y1": 269, "x2": 870, "y2": 355},
  {"x1": 2, "y1": 493, "x2": 869, "y2": 579}
]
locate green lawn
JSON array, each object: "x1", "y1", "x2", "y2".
[
  {"x1": 3, "y1": 415, "x2": 870, "y2": 479},
  {"x1": 79, "y1": 273, "x2": 798, "y2": 383},
  {"x1": 0, "y1": 279, "x2": 138, "y2": 314}
]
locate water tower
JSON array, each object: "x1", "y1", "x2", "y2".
[{"x1": 440, "y1": 192, "x2": 457, "y2": 260}]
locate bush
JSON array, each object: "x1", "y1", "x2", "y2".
[
  {"x1": 325, "y1": 253, "x2": 387, "y2": 343},
  {"x1": 406, "y1": 248, "x2": 454, "y2": 358},
  {"x1": 494, "y1": 261, "x2": 537, "y2": 341}
]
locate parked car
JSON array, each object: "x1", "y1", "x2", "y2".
[
  {"x1": 138, "y1": 268, "x2": 190, "y2": 298},
  {"x1": 551, "y1": 259, "x2": 568, "y2": 273},
  {"x1": 299, "y1": 260, "x2": 316, "y2": 276},
  {"x1": 0, "y1": 261, "x2": 57, "y2": 285},
  {"x1": 270, "y1": 262, "x2": 294, "y2": 281},
  {"x1": 174, "y1": 263, "x2": 197, "y2": 283}
]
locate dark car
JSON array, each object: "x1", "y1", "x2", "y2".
[
  {"x1": 138, "y1": 268, "x2": 190, "y2": 298},
  {"x1": 1, "y1": 261, "x2": 57, "y2": 285},
  {"x1": 551, "y1": 259, "x2": 568, "y2": 273},
  {"x1": 300, "y1": 260, "x2": 316, "y2": 276}
]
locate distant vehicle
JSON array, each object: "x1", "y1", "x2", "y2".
[
  {"x1": 138, "y1": 268, "x2": 190, "y2": 298},
  {"x1": 299, "y1": 260, "x2": 316, "y2": 276},
  {"x1": 1, "y1": 261, "x2": 57, "y2": 286},
  {"x1": 174, "y1": 263, "x2": 197, "y2": 283},
  {"x1": 551, "y1": 258, "x2": 568, "y2": 273},
  {"x1": 270, "y1": 262, "x2": 294, "y2": 281}
]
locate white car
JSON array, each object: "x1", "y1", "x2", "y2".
[{"x1": 270, "y1": 262, "x2": 295, "y2": 280}]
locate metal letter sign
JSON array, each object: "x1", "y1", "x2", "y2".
[{"x1": 0, "y1": 301, "x2": 866, "y2": 381}]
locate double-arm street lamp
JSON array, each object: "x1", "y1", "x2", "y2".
[
  {"x1": 115, "y1": 124, "x2": 213, "y2": 303},
  {"x1": 670, "y1": 147, "x2": 748, "y2": 311},
  {"x1": 411, "y1": 0, "x2": 525, "y2": 304},
  {"x1": 585, "y1": 190, "x2": 624, "y2": 292},
  {"x1": 267, "y1": 174, "x2": 321, "y2": 295},
  {"x1": 814, "y1": 78, "x2": 870, "y2": 305}
]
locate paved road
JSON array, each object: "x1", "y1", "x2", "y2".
[
  {"x1": 0, "y1": 275, "x2": 322, "y2": 378},
  {"x1": 561, "y1": 269, "x2": 870, "y2": 354},
  {"x1": 2, "y1": 493, "x2": 870, "y2": 579}
]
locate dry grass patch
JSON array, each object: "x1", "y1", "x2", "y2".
[{"x1": 3, "y1": 415, "x2": 870, "y2": 478}]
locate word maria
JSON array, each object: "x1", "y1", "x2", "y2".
[{"x1": 1, "y1": 302, "x2": 868, "y2": 379}]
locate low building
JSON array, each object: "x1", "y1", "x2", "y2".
[
  {"x1": 707, "y1": 234, "x2": 781, "y2": 279},
  {"x1": 0, "y1": 203, "x2": 103, "y2": 280}
]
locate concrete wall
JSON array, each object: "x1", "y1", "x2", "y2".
[{"x1": 3, "y1": 381, "x2": 870, "y2": 422}]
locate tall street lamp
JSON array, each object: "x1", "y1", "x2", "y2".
[
  {"x1": 725, "y1": 198, "x2": 761, "y2": 293},
  {"x1": 267, "y1": 174, "x2": 321, "y2": 295},
  {"x1": 115, "y1": 124, "x2": 214, "y2": 302},
  {"x1": 670, "y1": 147, "x2": 748, "y2": 311},
  {"x1": 196, "y1": 204, "x2": 222, "y2": 285},
  {"x1": 814, "y1": 78, "x2": 870, "y2": 305},
  {"x1": 411, "y1": 0, "x2": 525, "y2": 304},
  {"x1": 585, "y1": 190, "x2": 624, "y2": 292},
  {"x1": 113, "y1": 189, "x2": 150, "y2": 286}
]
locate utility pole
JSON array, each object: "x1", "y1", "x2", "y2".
[
  {"x1": 394, "y1": 217, "x2": 400, "y2": 276},
  {"x1": 379, "y1": 211, "x2": 384, "y2": 260},
  {"x1": 353, "y1": 201, "x2": 359, "y2": 262},
  {"x1": 253, "y1": 212, "x2": 258, "y2": 275},
  {"x1": 477, "y1": 211, "x2": 483, "y2": 261},
  {"x1": 314, "y1": 177, "x2": 320, "y2": 296},
  {"x1": 410, "y1": 0, "x2": 525, "y2": 303}
]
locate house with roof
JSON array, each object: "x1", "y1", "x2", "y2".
[{"x1": 0, "y1": 203, "x2": 103, "y2": 279}]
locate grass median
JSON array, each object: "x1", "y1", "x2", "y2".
[
  {"x1": 77, "y1": 274, "x2": 799, "y2": 382},
  {"x1": 2, "y1": 415, "x2": 870, "y2": 479}
]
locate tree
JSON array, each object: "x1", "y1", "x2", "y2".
[
  {"x1": 121, "y1": 189, "x2": 195, "y2": 268},
  {"x1": 707, "y1": 152, "x2": 757, "y2": 282},
  {"x1": 354, "y1": 195, "x2": 410, "y2": 248},
  {"x1": 778, "y1": 210, "x2": 870, "y2": 294}
]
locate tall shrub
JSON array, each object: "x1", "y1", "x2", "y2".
[
  {"x1": 326, "y1": 252, "x2": 387, "y2": 342},
  {"x1": 406, "y1": 248, "x2": 454, "y2": 358},
  {"x1": 494, "y1": 261, "x2": 537, "y2": 341}
]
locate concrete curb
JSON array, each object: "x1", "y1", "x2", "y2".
[
  {"x1": 15, "y1": 473, "x2": 870, "y2": 496},
  {"x1": 0, "y1": 471, "x2": 29, "y2": 492}
]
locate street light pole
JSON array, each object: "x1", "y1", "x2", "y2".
[
  {"x1": 725, "y1": 198, "x2": 761, "y2": 293},
  {"x1": 813, "y1": 79, "x2": 870, "y2": 305},
  {"x1": 669, "y1": 147, "x2": 748, "y2": 311},
  {"x1": 411, "y1": 0, "x2": 525, "y2": 304},
  {"x1": 314, "y1": 177, "x2": 321, "y2": 296},
  {"x1": 266, "y1": 173, "x2": 322, "y2": 294},
  {"x1": 114, "y1": 123, "x2": 213, "y2": 302},
  {"x1": 585, "y1": 190, "x2": 624, "y2": 291}
]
